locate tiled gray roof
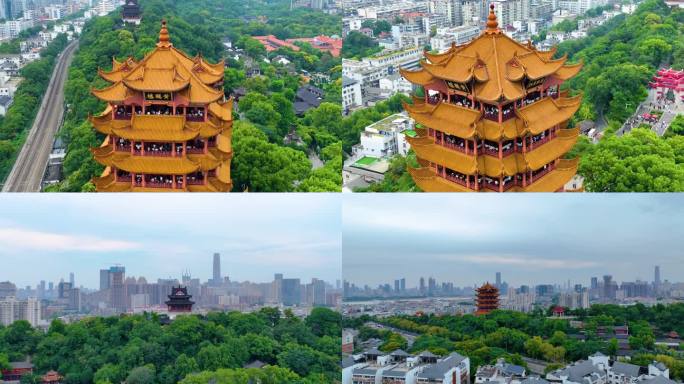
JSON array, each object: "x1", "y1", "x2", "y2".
[{"x1": 611, "y1": 362, "x2": 640, "y2": 378}]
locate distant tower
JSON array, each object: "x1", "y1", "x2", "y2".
[
  {"x1": 212, "y1": 253, "x2": 221, "y2": 283},
  {"x1": 121, "y1": 0, "x2": 141, "y2": 24},
  {"x1": 99, "y1": 269, "x2": 110, "y2": 291},
  {"x1": 475, "y1": 282, "x2": 500, "y2": 315},
  {"x1": 109, "y1": 266, "x2": 126, "y2": 312},
  {"x1": 495, "y1": 272, "x2": 501, "y2": 287},
  {"x1": 654, "y1": 265, "x2": 661, "y2": 290},
  {"x1": 165, "y1": 286, "x2": 194, "y2": 312},
  {"x1": 69, "y1": 272, "x2": 75, "y2": 286}
]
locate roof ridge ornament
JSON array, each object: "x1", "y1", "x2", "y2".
[
  {"x1": 157, "y1": 19, "x2": 172, "y2": 48},
  {"x1": 484, "y1": 4, "x2": 501, "y2": 35}
]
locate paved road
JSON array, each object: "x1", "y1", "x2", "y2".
[
  {"x1": 2, "y1": 40, "x2": 78, "y2": 192},
  {"x1": 365, "y1": 321, "x2": 419, "y2": 348},
  {"x1": 521, "y1": 356, "x2": 548, "y2": 375}
]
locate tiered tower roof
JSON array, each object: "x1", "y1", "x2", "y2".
[
  {"x1": 475, "y1": 282, "x2": 500, "y2": 315},
  {"x1": 165, "y1": 285, "x2": 195, "y2": 312},
  {"x1": 400, "y1": 5, "x2": 583, "y2": 192},
  {"x1": 89, "y1": 21, "x2": 233, "y2": 192}
]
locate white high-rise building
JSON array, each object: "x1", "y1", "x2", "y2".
[{"x1": 0, "y1": 297, "x2": 41, "y2": 327}]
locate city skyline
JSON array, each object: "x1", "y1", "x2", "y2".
[
  {"x1": 343, "y1": 194, "x2": 683, "y2": 287},
  {"x1": 0, "y1": 194, "x2": 341, "y2": 288}
]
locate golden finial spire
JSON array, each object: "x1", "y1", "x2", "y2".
[
  {"x1": 485, "y1": 4, "x2": 501, "y2": 34},
  {"x1": 157, "y1": 19, "x2": 172, "y2": 48}
]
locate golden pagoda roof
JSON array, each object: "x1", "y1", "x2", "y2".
[
  {"x1": 94, "y1": 151, "x2": 200, "y2": 174},
  {"x1": 476, "y1": 117, "x2": 523, "y2": 141},
  {"x1": 409, "y1": 157, "x2": 578, "y2": 192},
  {"x1": 523, "y1": 127, "x2": 579, "y2": 170},
  {"x1": 400, "y1": 6, "x2": 582, "y2": 103},
  {"x1": 403, "y1": 100, "x2": 480, "y2": 139},
  {"x1": 408, "y1": 127, "x2": 578, "y2": 176},
  {"x1": 89, "y1": 110, "x2": 230, "y2": 140},
  {"x1": 408, "y1": 166, "x2": 471, "y2": 192},
  {"x1": 99, "y1": 57, "x2": 137, "y2": 82},
  {"x1": 477, "y1": 282, "x2": 499, "y2": 292},
  {"x1": 407, "y1": 135, "x2": 478, "y2": 175},
  {"x1": 91, "y1": 82, "x2": 135, "y2": 103},
  {"x1": 93, "y1": 20, "x2": 224, "y2": 104},
  {"x1": 555, "y1": 60, "x2": 584, "y2": 80},
  {"x1": 123, "y1": 67, "x2": 190, "y2": 92},
  {"x1": 405, "y1": 95, "x2": 580, "y2": 140},
  {"x1": 517, "y1": 94, "x2": 582, "y2": 136},
  {"x1": 208, "y1": 98, "x2": 233, "y2": 121},
  {"x1": 523, "y1": 158, "x2": 578, "y2": 192}
]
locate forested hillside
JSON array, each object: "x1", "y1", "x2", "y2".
[
  {"x1": 557, "y1": 0, "x2": 684, "y2": 191},
  {"x1": 0, "y1": 307, "x2": 341, "y2": 384}
]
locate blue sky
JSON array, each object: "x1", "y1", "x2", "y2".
[
  {"x1": 0, "y1": 194, "x2": 341, "y2": 288},
  {"x1": 343, "y1": 194, "x2": 683, "y2": 288}
]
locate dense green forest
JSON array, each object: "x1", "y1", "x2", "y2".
[
  {"x1": 344, "y1": 303, "x2": 684, "y2": 379},
  {"x1": 0, "y1": 34, "x2": 69, "y2": 183},
  {"x1": 0, "y1": 307, "x2": 341, "y2": 384},
  {"x1": 46, "y1": 0, "x2": 343, "y2": 192},
  {"x1": 555, "y1": 0, "x2": 684, "y2": 191}
]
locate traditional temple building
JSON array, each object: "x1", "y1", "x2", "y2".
[
  {"x1": 89, "y1": 20, "x2": 233, "y2": 192},
  {"x1": 475, "y1": 282, "x2": 500, "y2": 315},
  {"x1": 400, "y1": 4, "x2": 583, "y2": 192},
  {"x1": 42, "y1": 370, "x2": 63, "y2": 384},
  {"x1": 122, "y1": 0, "x2": 141, "y2": 24},
  {"x1": 165, "y1": 286, "x2": 194, "y2": 312}
]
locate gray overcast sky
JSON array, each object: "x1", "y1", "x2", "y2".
[
  {"x1": 343, "y1": 194, "x2": 683, "y2": 288},
  {"x1": 0, "y1": 194, "x2": 341, "y2": 288}
]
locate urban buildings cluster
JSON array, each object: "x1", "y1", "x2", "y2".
[
  {"x1": 343, "y1": 348, "x2": 471, "y2": 384},
  {"x1": 0, "y1": 12, "x2": 83, "y2": 120},
  {"x1": 0, "y1": 253, "x2": 340, "y2": 328},
  {"x1": 343, "y1": 266, "x2": 682, "y2": 317},
  {"x1": 341, "y1": 330, "x2": 682, "y2": 384}
]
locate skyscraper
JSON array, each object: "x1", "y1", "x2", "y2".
[
  {"x1": 281, "y1": 278, "x2": 301, "y2": 306},
  {"x1": 400, "y1": 278, "x2": 406, "y2": 292},
  {"x1": 213, "y1": 252, "x2": 221, "y2": 283},
  {"x1": 273, "y1": 273, "x2": 283, "y2": 303},
  {"x1": 69, "y1": 272, "x2": 75, "y2": 287},
  {"x1": 312, "y1": 278, "x2": 326, "y2": 306},
  {"x1": 419, "y1": 277, "x2": 426, "y2": 294},
  {"x1": 100, "y1": 269, "x2": 111, "y2": 291},
  {"x1": 654, "y1": 265, "x2": 661, "y2": 290},
  {"x1": 109, "y1": 266, "x2": 126, "y2": 312},
  {"x1": 496, "y1": 272, "x2": 501, "y2": 288}
]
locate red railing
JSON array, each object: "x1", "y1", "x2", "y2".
[
  {"x1": 186, "y1": 114, "x2": 205, "y2": 122},
  {"x1": 442, "y1": 140, "x2": 467, "y2": 154},
  {"x1": 530, "y1": 164, "x2": 555, "y2": 184},
  {"x1": 445, "y1": 174, "x2": 468, "y2": 187},
  {"x1": 482, "y1": 145, "x2": 499, "y2": 156}
]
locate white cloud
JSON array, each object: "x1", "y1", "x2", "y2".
[
  {"x1": 343, "y1": 206, "x2": 498, "y2": 238},
  {"x1": 0, "y1": 227, "x2": 141, "y2": 252},
  {"x1": 438, "y1": 254, "x2": 600, "y2": 269}
]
